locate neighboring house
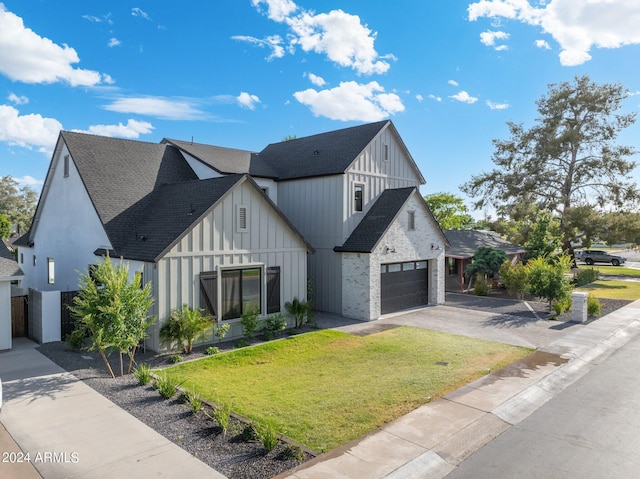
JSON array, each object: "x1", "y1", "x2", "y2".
[
  {"x1": 444, "y1": 229, "x2": 525, "y2": 292},
  {"x1": 0, "y1": 243, "x2": 24, "y2": 350},
  {"x1": 17, "y1": 120, "x2": 447, "y2": 350}
]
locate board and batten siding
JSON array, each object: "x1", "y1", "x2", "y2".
[
  {"x1": 275, "y1": 124, "x2": 425, "y2": 316},
  {"x1": 145, "y1": 179, "x2": 307, "y2": 351}
]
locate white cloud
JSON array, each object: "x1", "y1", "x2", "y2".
[
  {"x1": 450, "y1": 91, "x2": 478, "y2": 104},
  {"x1": 486, "y1": 100, "x2": 510, "y2": 110},
  {"x1": 468, "y1": 0, "x2": 640, "y2": 66},
  {"x1": 293, "y1": 81, "x2": 404, "y2": 121},
  {"x1": 428, "y1": 94, "x2": 442, "y2": 102},
  {"x1": 8, "y1": 93, "x2": 28, "y2": 105},
  {"x1": 13, "y1": 175, "x2": 43, "y2": 187},
  {"x1": 480, "y1": 30, "x2": 510, "y2": 48},
  {"x1": 237, "y1": 92, "x2": 261, "y2": 110},
  {"x1": 243, "y1": 3, "x2": 391, "y2": 75},
  {"x1": 535, "y1": 39, "x2": 551, "y2": 49},
  {"x1": 108, "y1": 38, "x2": 121, "y2": 47},
  {"x1": 0, "y1": 5, "x2": 111, "y2": 86},
  {"x1": 448, "y1": 80, "x2": 459, "y2": 86},
  {"x1": 251, "y1": 0, "x2": 298, "y2": 22},
  {"x1": 102, "y1": 96, "x2": 206, "y2": 120},
  {"x1": 416, "y1": 94, "x2": 424, "y2": 102},
  {"x1": 82, "y1": 13, "x2": 113, "y2": 25},
  {"x1": 0, "y1": 104, "x2": 61, "y2": 153},
  {"x1": 307, "y1": 72, "x2": 326, "y2": 87},
  {"x1": 131, "y1": 8, "x2": 150, "y2": 20},
  {"x1": 231, "y1": 35, "x2": 285, "y2": 60},
  {"x1": 77, "y1": 119, "x2": 154, "y2": 139}
]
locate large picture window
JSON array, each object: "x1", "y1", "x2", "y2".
[{"x1": 200, "y1": 266, "x2": 281, "y2": 321}]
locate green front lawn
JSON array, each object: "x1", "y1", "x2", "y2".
[
  {"x1": 577, "y1": 279, "x2": 640, "y2": 301},
  {"x1": 578, "y1": 265, "x2": 640, "y2": 278},
  {"x1": 160, "y1": 327, "x2": 531, "y2": 452}
]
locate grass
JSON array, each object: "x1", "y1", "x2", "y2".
[
  {"x1": 159, "y1": 327, "x2": 531, "y2": 452},
  {"x1": 577, "y1": 279, "x2": 640, "y2": 301},
  {"x1": 577, "y1": 265, "x2": 640, "y2": 278}
]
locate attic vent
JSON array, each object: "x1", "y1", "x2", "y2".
[{"x1": 237, "y1": 205, "x2": 248, "y2": 233}]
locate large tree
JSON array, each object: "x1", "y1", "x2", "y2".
[
  {"x1": 423, "y1": 192, "x2": 474, "y2": 229},
  {"x1": 462, "y1": 75, "x2": 638, "y2": 252},
  {"x1": 0, "y1": 176, "x2": 38, "y2": 234}
]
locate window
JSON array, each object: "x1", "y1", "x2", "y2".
[
  {"x1": 47, "y1": 258, "x2": 55, "y2": 284},
  {"x1": 63, "y1": 155, "x2": 70, "y2": 178},
  {"x1": 408, "y1": 211, "x2": 415, "y2": 230},
  {"x1": 354, "y1": 184, "x2": 364, "y2": 212},
  {"x1": 447, "y1": 257, "x2": 458, "y2": 275},
  {"x1": 33, "y1": 255, "x2": 36, "y2": 267},
  {"x1": 221, "y1": 268, "x2": 261, "y2": 320},
  {"x1": 383, "y1": 143, "x2": 389, "y2": 161},
  {"x1": 236, "y1": 205, "x2": 248, "y2": 232},
  {"x1": 20, "y1": 253, "x2": 23, "y2": 264}
]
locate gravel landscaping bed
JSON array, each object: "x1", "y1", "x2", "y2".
[{"x1": 37, "y1": 340, "x2": 314, "y2": 479}]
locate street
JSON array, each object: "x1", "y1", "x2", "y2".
[{"x1": 445, "y1": 327, "x2": 640, "y2": 478}]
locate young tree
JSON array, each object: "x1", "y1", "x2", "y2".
[
  {"x1": 69, "y1": 256, "x2": 155, "y2": 377},
  {"x1": 462, "y1": 75, "x2": 638, "y2": 252},
  {"x1": 423, "y1": 192, "x2": 474, "y2": 229},
  {"x1": 160, "y1": 305, "x2": 229, "y2": 354},
  {"x1": 525, "y1": 255, "x2": 573, "y2": 310}
]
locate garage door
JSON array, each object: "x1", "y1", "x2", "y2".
[{"x1": 380, "y1": 260, "x2": 429, "y2": 314}]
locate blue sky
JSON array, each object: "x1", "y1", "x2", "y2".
[{"x1": 1, "y1": 0, "x2": 640, "y2": 218}]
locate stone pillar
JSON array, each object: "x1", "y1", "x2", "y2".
[{"x1": 572, "y1": 292, "x2": 589, "y2": 323}]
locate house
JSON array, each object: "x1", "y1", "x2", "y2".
[
  {"x1": 0, "y1": 243, "x2": 24, "y2": 350},
  {"x1": 17, "y1": 120, "x2": 446, "y2": 350},
  {"x1": 444, "y1": 229, "x2": 525, "y2": 292}
]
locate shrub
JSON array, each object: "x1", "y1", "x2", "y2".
[
  {"x1": 254, "y1": 422, "x2": 279, "y2": 452},
  {"x1": 66, "y1": 327, "x2": 86, "y2": 351},
  {"x1": 241, "y1": 309, "x2": 260, "y2": 339},
  {"x1": 499, "y1": 260, "x2": 528, "y2": 299},
  {"x1": 525, "y1": 255, "x2": 573, "y2": 309},
  {"x1": 154, "y1": 374, "x2": 182, "y2": 399},
  {"x1": 282, "y1": 444, "x2": 305, "y2": 461},
  {"x1": 160, "y1": 305, "x2": 212, "y2": 354},
  {"x1": 204, "y1": 346, "x2": 220, "y2": 355},
  {"x1": 573, "y1": 268, "x2": 600, "y2": 287},
  {"x1": 181, "y1": 388, "x2": 202, "y2": 414},
  {"x1": 553, "y1": 296, "x2": 572, "y2": 315},
  {"x1": 168, "y1": 354, "x2": 183, "y2": 364},
  {"x1": 207, "y1": 404, "x2": 232, "y2": 436},
  {"x1": 132, "y1": 363, "x2": 152, "y2": 386},
  {"x1": 285, "y1": 298, "x2": 312, "y2": 328},
  {"x1": 235, "y1": 339, "x2": 249, "y2": 349},
  {"x1": 587, "y1": 294, "x2": 602, "y2": 316},
  {"x1": 473, "y1": 275, "x2": 490, "y2": 296},
  {"x1": 263, "y1": 313, "x2": 287, "y2": 340}
]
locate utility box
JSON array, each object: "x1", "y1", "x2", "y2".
[{"x1": 572, "y1": 292, "x2": 589, "y2": 323}]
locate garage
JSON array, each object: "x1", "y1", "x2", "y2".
[{"x1": 380, "y1": 260, "x2": 429, "y2": 314}]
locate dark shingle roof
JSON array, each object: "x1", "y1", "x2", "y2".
[
  {"x1": 162, "y1": 139, "x2": 279, "y2": 178},
  {"x1": 444, "y1": 229, "x2": 525, "y2": 259},
  {"x1": 256, "y1": 121, "x2": 390, "y2": 180},
  {"x1": 335, "y1": 187, "x2": 416, "y2": 253},
  {"x1": 0, "y1": 243, "x2": 23, "y2": 279},
  {"x1": 61, "y1": 131, "x2": 198, "y2": 254},
  {"x1": 107, "y1": 175, "x2": 244, "y2": 261}
]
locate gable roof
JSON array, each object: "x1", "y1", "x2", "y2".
[
  {"x1": 162, "y1": 139, "x2": 279, "y2": 178},
  {"x1": 95, "y1": 174, "x2": 314, "y2": 262},
  {"x1": 0, "y1": 242, "x2": 23, "y2": 280},
  {"x1": 444, "y1": 229, "x2": 525, "y2": 259},
  {"x1": 257, "y1": 120, "x2": 423, "y2": 181},
  {"x1": 335, "y1": 187, "x2": 447, "y2": 253},
  {"x1": 28, "y1": 131, "x2": 198, "y2": 252}
]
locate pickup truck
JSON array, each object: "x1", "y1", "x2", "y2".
[{"x1": 575, "y1": 250, "x2": 627, "y2": 266}]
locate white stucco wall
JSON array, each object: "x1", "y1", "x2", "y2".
[
  {"x1": 0, "y1": 281, "x2": 11, "y2": 350},
  {"x1": 341, "y1": 193, "x2": 446, "y2": 321},
  {"x1": 19, "y1": 144, "x2": 111, "y2": 292}
]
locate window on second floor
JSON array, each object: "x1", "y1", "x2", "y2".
[
  {"x1": 47, "y1": 258, "x2": 55, "y2": 284},
  {"x1": 408, "y1": 211, "x2": 415, "y2": 230},
  {"x1": 63, "y1": 155, "x2": 70, "y2": 178},
  {"x1": 354, "y1": 184, "x2": 364, "y2": 212}
]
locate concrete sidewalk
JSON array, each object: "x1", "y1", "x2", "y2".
[
  {"x1": 280, "y1": 300, "x2": 640, "y2": 479},
  {"x1": 0, "y1": 338, "x2": 225, "y2": 479}
]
